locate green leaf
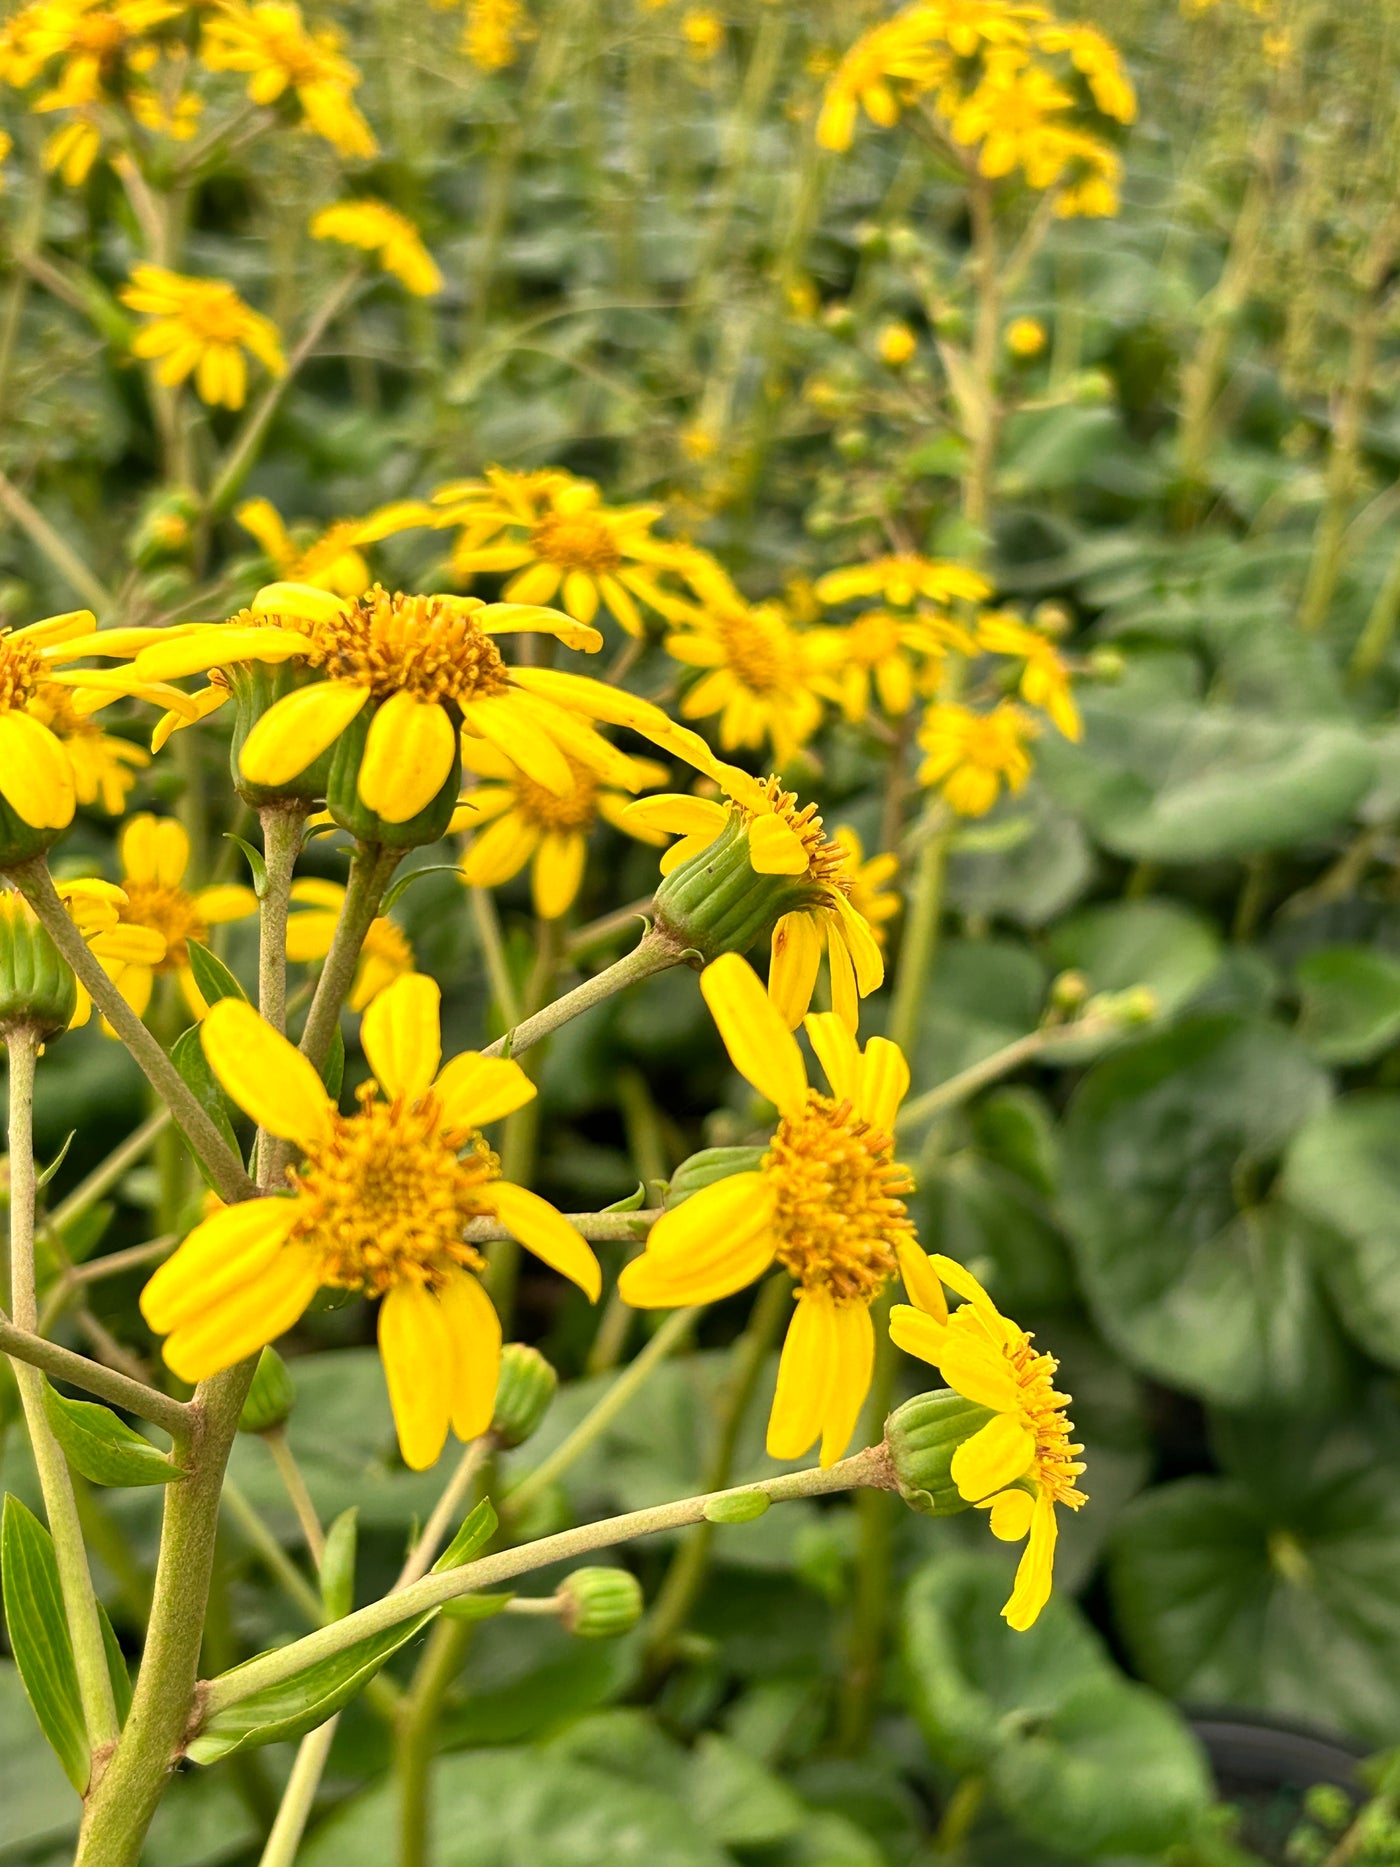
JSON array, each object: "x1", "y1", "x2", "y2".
[
  {"x1": 98, "y1": 1601, "x2": 131, "y2": 1726},
  {"x1": 380, "y1": 865, "x2": 461, "y2": 915},
  {"x1": 915, "y1": 938, "x2": 1046, "y2": 1082},
  {"x1": 431, "y1": 1497, "x2": 497, "y2": 1574},
  {"x1": 188, "y1": 1610, "x2": 437, "y2": 1764},
  {"x1": 664, "y1": 1146, "x2": 766, "y2": 1208},
  {"x1": 1282, "y1": 1094, "x2": 1400, "y2": 1366},
  {"x1": 1060, "y1": 1016, "x2": 1344, "y2": 1408},
  {"x1": 184, "y1": 941, "x2": 248, "y2": 1008},
  {"x1": 34, "y1": 1132, "x2": 75, "y2": 1194},
  {"x1": 41, "y1": 1384, "x2": 184, "y2": 1487},
  {"x1": 170, "y1": 1026, "x2": 243, "y2": 1190},
  {"x1": 1, "y1": 1496, "x2": 88, "y2": 1792},
  {"x1": 223, "y1": 833, "x2": 267, "y2": 897},
  {"x1": 686, "y1": 1731, "x2": 804, "y2": 1846},
  {"x1": 1295, "y1": 946, "x2": 1400, "y2": 1064},
  {"x1": 903, "y1": 1552, "x2": 1209, "y2": 1856},
  {"x1": 319, "y1": 1508, "x2": 358, "y2": 1622}
]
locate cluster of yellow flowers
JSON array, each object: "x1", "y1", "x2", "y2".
[{"x1": 818, "y1": 0, "x2": 1135, "y2": 217}]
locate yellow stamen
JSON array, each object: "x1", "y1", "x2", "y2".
[{"x1": 764, "y1": 1090, "x2": 914, "y2": 1304}]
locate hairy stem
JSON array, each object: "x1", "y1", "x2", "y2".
[
  {"x1": 257, "y1": 806, "x2": 305, "y2": 1037},
  {"x1": 297, "y1": 842, "x2": 401, "y2": 1075},
  {"x1": 480, "y1": 925, "x2": 686, "y2": 1062},
  {"x1": 0, "y1": 1315, "x2": 189, "y2": 1438},
  {"x1": 396, "y1": 1436, "x2": 493, "y2": 1592}
]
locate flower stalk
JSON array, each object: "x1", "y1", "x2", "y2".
[{"x1": 480, "y1": 922, "x2": 689, "y2": 1061}]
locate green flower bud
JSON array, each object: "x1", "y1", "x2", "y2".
[
  {"x1": 131, "y1": 490, "x2": 198, "y2": 569},
  {"x1": 491, "y1": 1344, "x2": 557, "y2": 1449},
  {"x1": 325, "y1": 700, "x2": 463, "y2": 849},
  {"x1": 559, "y1": 1566, "x2": 643, "y2": 1639},
  {"x1": 0, "y1": 892, "x2": 77, "y2": 1040},
  {"x1": 664, "y1": 1146, "x2": 766, "y2": 1208},
  {"x1": 885, "y1": 1388, "x2": 996, "y2": 1517},
  {"x1": 1049, "y1": 970, "x2": 1090, "y2": 1016},
  {"x1": 1086, "y1": 646, "x2": 1126, "y2": 682},
  {"x1": 652, "y1": 808, "x2": 826, "y2": 966},
  {"x1": 238, "y1": 1347, "x2": 297, "y2": 1435},
  {"x1": 1085, "y1": 985, "x2": 1157, "y2": 1027}
]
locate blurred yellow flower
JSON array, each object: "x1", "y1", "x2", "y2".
[
  {"x1": 977, "y1": 608, "x2": 1079, "y2": 739},
  {"x1": 832, "y1": 827, "x2": 899, "y2": 947},
  {"x1": 891, "y1": 1252, "x2": 1086, "y2": 1630},
  {"x1": 29, "y1": 684, "x2": 150, "y2": 814},
  {"x1": 462, "y1": 0, "x2": 530, "y2": 69},
  {"x1": 120, "y1": 266, "x2": 286, "y2": 411},
  {"x1": 1035, "y1": 21, "x2": 1135, "y2": 121},
  {"x1": 141, "y1": 979, "x2": 599, "y2": 1468},
  {"x1": 284, "y1": 878, "x2": 414, "y2": 1008},
  {"x1": 1006, "y1": 315, "x2": 1046, "y2": 356},
  {"x1": 200, "y1": 0, "x2": 377, "y2": 158},
  {"x1": 808, "y1": 607, "x2": 975, "y2": 722},
  {"x1": 664, "y1": 564, "x2": 822, "y2": 767},
  {"x1": 917, "y1": 700, "x2": 1035, "y2": 816},
  {"x1": 815, "y1": 7, "x2": 951, "y2": 151},
  {"x1": 621, "y1": 954, "x2": 914, "y2": 1468},
  {"x1": 235, "y1": 498, "x2": 434, "y2": 599},
  {"x1": 815, "y1": 554, "x2": 990, "y2": 612},
  {"x1": 311, "y1": 199, "x2": 443, "y2": 296},
  {"x1": 681, "y1": 8, "x2": 723, "y2": 59},
  {"x1": 877, "y1": 320, "x2": 918, "y2": 366}
]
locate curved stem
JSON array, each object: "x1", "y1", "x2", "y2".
[
  {"x1": 263, "y1": 1428, "x2": 325, "y2": 1565},
  {"x1": 256, "y1": 1715, "x2": 339, "y2": 1867},
  {"x1": 395, "y1": 1437, "x2": 493, "y2": 1592},
  {"x1": 297, "y1": 842, "x2": 401, "y2": 1076},
  {"x1": 479, "y1": 925, "x2": 686, "y2": 1061},
  {"x1": 0, "y1": 1315, "x2": 189, "y2": 1438}
]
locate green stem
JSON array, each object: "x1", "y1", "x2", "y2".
[
  {"x1": 644, "y1": 1272, "x2": 789, "y2": 1669},
  {"x1": 256, "y1": 1714, "x2": 339, "y2": 1867},
  {"x1": 887, "y1": 827, "x2": 949, "y2": 1057},
  {"x1": 395, "y1": 1436, "x2": 493, "y2": 1591},
  {"x1": 0, "y1": 469, "x2": 114, "y2": 614},
  {"x1": 480, "y1": 925, "x2": 686, "y2": 1061},
  {"x1": 257, "y1": 806, "x2": 305, "y2": 1038},
  {"x1": 220, "y1": 1475, "x2": 323, "y2": 1626},
  {"x1": 468, "y1": 885, "x2": 523, "y2": 1029},
  {"x1": 465, "y1": 1210, "x2": 656, "y2": 1245},
  {"x1": 894, "y1": 1013, "x2": 1122, "y2": 1132},
  {"x1": 396, "y1": 1617, "x2": 471, "y2": 1867},
  {"x1": 297, "y1": 842, "x2": 401, "y2": 1075},
  {"x1": 837, "y1": 1290, "x2": 897, "y2": 1752},
  {"x1": 5, "y1": 1027, "x2": 121, "y2": 1760},
  {"x1": 263, "y1": 1428, "x2": 325, "y2": 1565},
  {"x1": 505, "y1": 1306, "x2": 700, "y2": 1523},
  {"x1": 201, "y1": 1442, "x2": 897, "y2": 1719},
  {"x1": 43, "y1": 1108, "x2": 172, "y2": 1238},
  {"x1": 0, "y1": 1315, "x2": 189, "y2": 1437},
  {"x1": 1347, "y1": 527, "x2": 1400, "y2": 683},
  {"x1": 13, "y1": 862, "x2": 254, "y2": 1206}
]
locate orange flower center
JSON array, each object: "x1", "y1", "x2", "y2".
[
  {"x1": 0, "y1": 633, "x2": 45, "y2": 715},
  {"x1": 310, "y1": 586, "x2": 512, "y2": 707},
  {"x1": 174, "y1": 281, "x2": 253, "y2": 346},
  {"x1": 712, "y1": 605, "x2": 796, "y2": 696},
  {"x1": 764, "y1": 1091, "x2": 914, "y2": 1305},
  {"x1": 847, "y1": 611, "x2": 902, "y2": 664},
  {"x1": 1001, "y1": 1330, "x2": 1087, "y2": 1509},
  {"x1": 118, "y1": 883, "x2": 205, "y2": 971},
  {"x1": 510, "y1": 759, "x2": 599, "y2": 832},
  {"x1": 528, "y1": 513, "x2": 622, "y2": 575}
]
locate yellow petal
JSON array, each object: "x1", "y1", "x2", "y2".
[
  {"x1": 195, "y1": 884, "x2": 259, "y2": 924},
  {"x1": 766, "y1": 1295, "x2": 836, "y2": 1462},
  {"x1": 250, "y1": 582, "x2": 354, "y2": 626},
  {"x1": 460, "y1": 809, "x2": 540, "y2": 887},
  {"x1": 939, "y1": 1326, "x2": 1022, "y2": 1413},
  {"x1": 202, "y1": 998, "x2": 333, "y2": 1145},
  {"x1": 461, "y1": 696, "x2": 572, "y2": 797},
  {"x1": 433, "y1": 1052, "x2": 536, "y2": 1129},
  {"x1": 820, "y1": 1301, "x2": 875, "y2": 1468},
  {"x1": 240, "y1": 681, "x2": 370, "y2": 788},
  {"x1": 888, "y1": 1301, "x2": 948, "y2": 1366},
  {"x1": 622, "y1": 1170, "x2": 776, "y2": 1282},
  {"x1": 831, "y1": 893, "x2": 884, "y2": 995},
  {"x1": 769, "y1": 912, "x2": 823, "y2": 1031},
  {"x1": 617, "y1": 794, "x2": 728, "y2": 839},
  {"x1": 289, "y1": 878, "x2": 346, "y2": 910},
  {"x1": 747, "y1": 813, "x2": 809, "y2": 876},
  {"x1": 895, "y1": 1247, "x2": 949, "y2": 1325},
  {"x1": 1003, "y1": 1492, "x2": 1057, "y2": 1630},
  {"x1": 532, "y1": 831, "x2": 586, "y2": 920},
  {"x1": 161, "y1": 1241, "x2": 320, "y2": 1383},
  {"x1": 803, "y1": 1012, "x2": 861, "y2": 1103},
  {"x1": 360, "y1": 972, "x2": 442, "y2": 1101},
  {"x1": 0, "y1": 713, "x2": 74, "y2": 829},
  {"x1": 701, "y1": 954, "x2": 808, "y2": 1113},
  {"x1": 985, "y1": 1488, "x2": 1035, "y2": 1542},
  {"x1": 283, "y1": 911, "x2": 339, "y2": 963},
  {"x1": 826, "y1": 921, "x2": 858, "y2": 1032},
  {"x1": 120, "y1": 813, "x2": 187, "y2": 887},
  {"x1": 951, "y1": 1413, "x2": 1036, "y2": 1503},
  {"x1": 379, "y1": 1282, "x2": 452, "y2": 1471},
  {"x1": 438, "y1": 1270, "x2": 502, "y2": 1443},
  {"x1": 930, "y1": 1254, "x2": 1006, "y2": 1332},
  {"x1": 134, "y1": 626, "x2": 316, "y2": 683},
  {"x1": 859, "y1": 1036, "x2": 909, "y2": 1133},
  {"x1": 141, "y1": 1197, "x2": 300, "y2": 1333},
  {"x1": 358, "y1": 691, "x2": 458, "y2": 823},
  {"x1": 488, "y1": 1181, "x2": 601, "y2": 1301}
]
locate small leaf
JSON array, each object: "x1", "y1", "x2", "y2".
[
  {"x1": 41, "y1": 1384, "x2": 183, "y2": 1488},
  {"x1": 380, "y1": 866, "x2": 461, "y2": 915},
  {"x1": 34, "y1": 1133, "x2": 75, "y2": 1194},
  {"x1": 1, "y1": 1496, "x2": 88, "y2": 1792},
  {"x1": 185, "y1": 942, "x2": 248, "y2": 1008},
  {"x1": 99, "y1": 1603, "x2": 131, "y2": 1726},
  {"x1": 439, "y1": 1591, "x2": 514, "y2": 1623},
  {"x1": 188, "y1": 1610, "x2": 437, "y2": 1764},
  {"x1": 171, "y1": 1027, "x2": 244, "y2": 1191},
  {"x1": 322, "y1": 1023, "x2": 345, "y2": 1104},
  {"x1": 224, "y1": 833, "x2": 268, "y2": 898},
  {"x1": 431, "y1": 1498, "x2": 497, "y2": 1575},
  {"x1": 703, "y1": 1490, "x2": 770, "y2": 1525},
  {"x1": 602, "y1": 1184, "x2": 647, "y2": 1215},
  {"x1": 319, "y1": 1508, "x2": 358, "y2": 1623}
]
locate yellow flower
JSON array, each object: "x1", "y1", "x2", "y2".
[
  {"x1": 234, "y1": 498, "x2": 432, "y2": 599},
  {"x1": 976, "y1": 609, "x2": 1079, "y2": 740},
  {"x1": 950, "y1": 50, "x2": 1075, "y2": 186},
  {"x1": 1034, "y1": 21, "x2": 1135, "y2": 122},
  {"x1": 310, "y1": 199, "x2": 443, "y2": 297},
  {"x1": 814, "y1": 555, "x2": 990, "y2": 613},
  {"x1": 620, "y1": 954, "x2": 915, "y2": 1467},
  {"x1": 456, "y1": 737, "x2": 669, "y2": 920},
  {"x1": 890, "y1": 1253, "x2": 1086, "y2": 1630},
  {"x1": 0, "y1": 128, "x2": 11, "y2": 179},
  {"x1": 1005, "y1": 315, "x2": 1046, "y2": 357},
  {"x1": 877, "y1": 320, "x2": 918, "y2": 366},
  {"x1": 832, "y1": 827, "x2": 898, "y2": 948},
  {"x1": 140, "y1": 976, "x2": 600, "y2": 1468},
  {"x1": 807, "y1": 607, "x2": 975, "y2": 722},
  {"x1": 17, "y1": 877, "x2": 166, "y2": 1031},
  {"x1": 284, "y1": 878, "x2": 413, "y2": 1008},
  {"x1": 624, "y1": 763, "x2": 884, "y2": 1030},
  {"x1": 681, "y1": 7, "x2": 723, "y2": 59},
  {"x1": 130, "y1": 582, "x2": 688, "y2": 825},
  {"x1": 98, "y1": 814, "x2": 258, "y2": 1023},
  {"x1": 200, "y1": 0, "x2": 377, "y2": 159},
  {"x1": 431, "y1": 467, "x2": 694, "y2": 638},
  {"x1": 28, "y1": 683, "x2": 150, "y2": 814},
  {"x1": 462, "y1": 0, "x2": 530, "y2": 70},
  {"x1": 815, "y1": 8, "x2": 952, "y2": 152},
  {"x1": 120, "y1": 266, "x2": 286, "y2": 412},
  {"x1": 1048, "y1": 129, "x2": 1121, "y2": 218},
  {"x1": 917, "y1": 700, "x2": 1036, "y2": 817}
]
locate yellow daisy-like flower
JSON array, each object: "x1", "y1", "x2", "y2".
[
  {"x1": 814, "y1": 555, "x2": 991, "y2": 614},
  {"x1": 129, "y1": 581, "x2": 688, "y2": 826},
  {"x1": 890, "y1": 1252, "x2": 1086, "y2": 1630},
  {"x1": 976, "y1": 609, "x2": 1080, "y2": 740},
  {"x1": 917, "y1": 700, "x2": 1036, "y2": 817},
  {"x1": 234, "y1": 498, "x2": 433, "y2": 600},
  {"x1": 1, "y1": 877, "x2": 165, "y2": 1032},
  {"x1": 950, "y1": 48, "x2": 1075, "y2": 186},
  {"x1": 120, "y1": 266, "x2": 286, "y2": 412},
  {"x1": 29, "y1": 683, "x2": 150, "y2": 814},
  {"x1": 1006, "y1": 315, "x2": 1046, "y2": 357},
  {"x1": 310, "y1": 199, "x2": 443, "y2": 297},
  {"x1": 199, "y1": 0, "x2": 377, "y2": 159},
  {"x1": 99, "y1": 814, "x2": 258, "y2": 1022},
  {"x1": 284, "y1": 878, "x2": 413, "y2": 1009},
  {"x1": 1034, "y1": 21, "x2": 1135, "y2": 123},
  {"x1": 620, "y1": 954, "x2": 914, "y2": 1467},
  {"x1": 815, "y1": 8, "x2": 952, "y2": 152},
  {"x1": 624, "y1": 762, "x2": 884, "y2": 1030},
  {"x1": 461, "y1": 0, "x2": 530, "y2": 70},
  {"x1": 807, "y1": 608, "x2": 975, "y2": 723},
  {"x1": 431, "y1": 468, "x2": 696, "y2": 639},
  {"x1": 455, "y1": 739, "x2": 670, "y2": 920},
  {"x1": 140, "y1": 975, "x2": 601, "y2": 1469},
  {"x1": 663, "y1": 568, "x2": 822, "y2": 768},
  {"x1": 681, "y1": 7, "x2": 723, "y2": 59},
  {"x1": 832, "y1": 827, "x2": 898, "y2": 949}
]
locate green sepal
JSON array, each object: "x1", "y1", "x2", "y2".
[
  {"x1": 0, "y1": 795, "x2": 65, "y2": 873},
  {"x1": 237, "y1": 1347, "x2": 296, "y2": 1435},
  {"x1": 439, "y1": 1591, "x2": 513, "y2": 1623},
  {"x1": 0, "y1": 905, "x2": 77, "y2": 1037},
  {"x1": 224, "y1": 833, "x2": 268, "y2": 898},
  {"x1": 228, "y1": 663, "x2": 337, "y2": 809},
  {"x1": 885, "y1": 1388, "x2": 996, "y2": 1517},
  {"x1": 326, "y1": 702, "x2": 463, "y2": 850},
  {"x1": 652, "y1": 809, "x2": 824, "y2": 964},
  {"x1": 40, "y1": 1383, "x2": 184, "y2": 1487},
  {"x1": 185, "y1": 941, "x2": 248, "y2": 1008},
  {"x1": 703, "y1": 1489, "x2": 771, "y2": 1524}
]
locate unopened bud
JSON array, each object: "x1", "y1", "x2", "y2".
[
  {"x1": 1049, "y1": 970, "x2": 1090, "y2": 1016},
  {"x1": 884, "y1": 1389, "x2": 995, "y2": 1517},
  {"x1": 238, "y1": 1347, "x2": 296, "y2": 1435},
  {"x1": 653, "y1": 810, "x2": 829, "y2": 965},
  {"x1": 0, "y1": 891, "x2": 77, "y2": 1039},
  {"x1": 1086, "y1": 986, "x2": 1158, "y2": 1027},
  {"x1": 491, "y1": 1344, "x2": 557, "y2": 1449},
  {"x1": 1087, "y1": 647, "x2": 1126, "y2": 682},
  {"x1": 131, "y1": 490, "x2": 197, "y2": 568},
  {"x1": 558, "y1": 1566, "x2": 643, "y2": 1639}
]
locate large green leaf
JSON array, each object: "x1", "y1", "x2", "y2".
[
  {"x1": 902, "y1": 1552, "x2": 1210, "y2": 1856},
  {"x1": 1294, "y1": 947, "x2": 1400, "y2": 1064},
  {"x1": 1, "y1": 1495, "x2": 88, "y2": 1792},
  {"x1": 41, "y1": 1383, "x2": 184, "y2": 1488},
  {"x1": 1282, "y1": 1094, "x2": 1400, "y2": 1366},
  {"x1": 1059, "y1": 1017, "x2": 1345, "y2": 1407}
]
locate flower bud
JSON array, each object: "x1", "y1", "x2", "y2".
[
  {"x1": 325, "y1": 700, "x2": 463, "y2": 848},
  {"x1": 652, "y1": 809, "x2": 825, "y2": 966},
  {"x1": 490, "y1": 1344, "x2": 557, "y2": 1449},
  {"x1": 664, "y1": 1146, "x2": 766, "y2": 1208},
  {"x1": 884, "y1": 1388, "x2": 995, "y2": 1517},
  {"x1": 0, "y1": 892, "x2": 77, "y2": 1040},
  {"x1": 876, "y1": 322, "x2": 917, "y2": 367},
  {"x1": 1087, "y1": 646, "x2": 1126, "y2": 682},
  {"x1": 558, "y1": 1566, "x2": 643, "y2": 1639},
  {"x1": 238, "y1": 1346, "x2": 296, "y2": 1435},
  {"x1": 1086, "y1": 985, "x2": 1157, "y2": 1027},
  {"x1": 131, "y1": 490, "x2": 197, "y2": 568},
  {"x1": 1048, "y1": 970, "x2": 1090, "y2": 1017}
]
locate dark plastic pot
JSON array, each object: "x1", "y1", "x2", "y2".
[{"x1": 1190, "y1": 1710, "x2": 1365, "y2": 1863}]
